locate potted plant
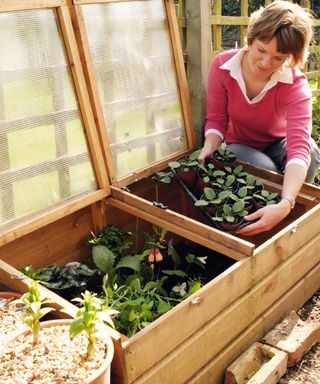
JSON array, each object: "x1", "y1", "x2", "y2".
[
  {"x1": 0, "y1": 291, "x2": 26, "y2": 348},
  {"x1": 194, "y1": 187, "x2": 226, "y2": 216},
  {"x1": 228, "y1": 186, "x2": 254, "y2": 213},
  {"x1": 169, "y1": 149, "x2": 201, "y2": 189},
  {"x1": 253, "y1": 189, "x2": 280, "y2": 210},
  {"x1": 1, "y1": 282, "x2": 117, "y2": 384},
  {"x1": 211, "y1": 201, "x2": 248, "y2": 232},
  {"x1": 211, "y1": 173, "x2": 238, "y2": 194},
  {"x1": 211, "y1": 147, "x2": 236, "y2": 168},
  {"x1": 237, "y1": 174, "x2": 264, "y2": 195}
]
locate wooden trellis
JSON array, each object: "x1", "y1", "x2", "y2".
[{"x1": 175, "y1": 0, "x2": 320, "y2": 143}]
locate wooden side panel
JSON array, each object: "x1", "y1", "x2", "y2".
[
  {"x1": 0, "y1": 0, "x2": 66, "y2": 12},
  {"x1": 129, "y1": 231, "x2": 320, "y2": 384},
  {"x1": 189, "y1": 261, "x2": 320, "y2": 384},
  {"x1": 0, "y1": 207, "x2": 93, "y2": 268},
  {"x1": 122, "y1": 204, "x2": 320, "y2": 383},
  {"x1": 109, "y1": 187, "x2": 255, "y2": 260}
]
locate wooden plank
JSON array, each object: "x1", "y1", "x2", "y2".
[
  {"x1": 0, "y1": 207, "x2": 93, "y2": 268},
  {"x1": 0, "y1": 190, "x2": 107, "y2": 247},
  {"x1": 57, "y1": 5, "x2": 111, "y2": 192},
  {"x1": 165, "y1": 0, "x2": 196, "y2": 150},
  {"x1": 188, "y1": 261, "x2": 320, "y2": 384},
  {"x1": 73, "y1": 0, "x2": 148, "y2": 4},
  {"x1": 130, "y1": 230, "x2": 320, "y2": 383},
  {"x1": 211, "y1": 15, "x2": 250, "y2": 26},
  {"x1": 0, "y1": 0, "x2": 66, "y2": 12},
  {"x1": 68, "y1": 3, "x2": 117, "y2": 185},
  {"x1": 185, "y1": 0, "x2": 212, "y2": 144},
  {"x1": 109, "y1": 187, "x2": 255, "y2": 259},
  {"x1": 123, "y1": 203, "x2": 320, "y2": 382}
]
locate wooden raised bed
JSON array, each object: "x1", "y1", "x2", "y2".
[{"x1": 0, "y1": 1, "x2": 319, "y2": 384}]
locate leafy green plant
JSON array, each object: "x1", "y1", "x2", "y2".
[
  {"x1": 211, "y1": 173, "x2": 237, "y2": 192},
  {"x1": 102, "y1": 275, "x2": 176, "y2": 337},
  {"x1": 21, "y1": 263, "x2": 97, "y2": 292},
  {"x1": 70, "y1": 290, "x2": 118, "y2": 357},
  {"x1": 194, "y1": 187, "x2": 226, "y2": 210},
  {"x1": 151, "y1": 171, "x2": 174, "y2": 203},
  {"x1": 212, "y1": 202, "x2": 248, "y2": 225},
  {"x1": 168, "y1": 149, "x2": 201, "y2": 172},
  {"x1": 253, "y1": 189, "x2": 280, "y2": 207},
  {"x1": 15, "y1": 281, "x2": 54, "y2": 345},
  {"x1": 213, "y1": 147, "x2": 236, "y2": 163},
  {"x1": 87, "y1": 224, "x2": 133, "y2": 259}
]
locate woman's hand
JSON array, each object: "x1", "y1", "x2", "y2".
[
  {"x1": 198, "y1": 146, "x2": 213, "y2": 165},
  {"x1": 235, "y1": 200, "x2": 291, "y2": 236}
]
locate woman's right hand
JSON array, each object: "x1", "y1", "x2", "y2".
[
  {"x1": 198, "y1": 133, "x2": 223, "y2": 165},
  {"x1": 198, "y1": 146, "x2": 213, "y2": 165}
]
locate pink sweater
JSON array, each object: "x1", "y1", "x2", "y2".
[{"x1": 205, "y1": 49, "x2": 312, "y2": 166}]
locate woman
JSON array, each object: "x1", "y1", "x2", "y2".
[{"x1": 198, "y1": 1, "x2": 320, "y2": 236}]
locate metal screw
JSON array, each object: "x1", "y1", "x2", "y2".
[
  {"x1": 291, "y1": 224, "x2": 298, "y2": 234},
  {"x1": 191, "y1": 296, "x2": 201, "y2": 305}
]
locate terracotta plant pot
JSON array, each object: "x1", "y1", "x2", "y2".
[
  {"x1": 0, "y1": 291, "x2": 22, "y2": 299},
  {"x1": 0, "y1": 291, "x2": 26, "y2": 347},
  {"x1": 3, "y1": 319, "x2": 114, "y2": 384}
]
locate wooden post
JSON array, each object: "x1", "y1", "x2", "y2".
[{"x1": 185, "y1": 0, "x2": 212, "y2": 146}]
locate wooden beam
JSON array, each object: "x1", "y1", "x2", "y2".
[
  {"x1": 67, "y1": 2, "x2": 118, "y2": 185},
  {"x1": 188, "y1": 261, "x2": 320, "y2": 384},
  {"x1": 0, "y1": 190, "x2": 107, "y2": 246},
  {"x1": 165, "y1": 0, "x2": 196, "y2": 150},
  {"x1": 109, "y1": 186, "x2": 255, "y2": 259},
  {"x1": 57, "y1": 5, "x2": 111, "y2": 192},
  {"x1": 185, "y1": 0, "x2": 212, "y2": 145},
  {"x1": 0, "y1": 0, "x2": 66, "y2": 12}
]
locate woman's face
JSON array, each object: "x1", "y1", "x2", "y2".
[{"x1": 246, "y1": 37, "x2": 290, "y2": 80}]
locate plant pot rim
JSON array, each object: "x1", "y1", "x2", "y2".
[
  {"x1": 0, "y1": 291, "x2": 22, "y2": 299},
  {"x1": 4, "y1": 318, "x2": 114, "y2": 384}
]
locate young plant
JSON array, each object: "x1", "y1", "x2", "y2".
[
  {"x1": 211, "y1": 173, "x2": 237, "y2": 192},
  {"x1": 212, "y1": 201, "x2": 248, "y2": 225},
  {"x1": 70, "y1": 290, "x2": 118, "y2": 357},
  {"x1": 168, "y1": 149, "x2": 201, "y2": 172},
  {"x1": 213, "y1": 147, "x2": 236, "y2": 163},
  {"x1": 16, "y1": 281, "x2": 54, "y2": 345},
  {"x1": 194, "y1": 187, "x2": 224, "y2": 212},
  {"x1": 253, "y1": 189, "x2": 280, "y2": 207},
  {"x1": 151, "y1": 171, "x2": 174, "y2": 202}
]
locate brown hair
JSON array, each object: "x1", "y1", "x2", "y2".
[{"x1": 246, "y1": 1, "x2": 314, "y2": 67}]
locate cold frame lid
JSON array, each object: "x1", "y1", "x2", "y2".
[{"x1": 72, "y1": 0, "x2": 195, "y2": 188}]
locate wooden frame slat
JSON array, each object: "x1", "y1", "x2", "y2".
[
  {"x1": 0, "y1": 0, "x2": 66, "y2": 12},
  {"x1": 57, "y1": 5, "x2": 110, "y2": 192},
  {"x1": 0, "y1": 189, "x2": 107, "y2": 246},
  {"x1": 109, "y1": 186, "x2": 255, "y2": 259},
  {"x1": 188, "y1": 261, "x2": 320, "y2": 384},
  {"x1": 68, "y1": 2, "x2": 117, "y2": 184},
  {"x1": 164, "y1": 0, "x2": 196, "y2": 149}
]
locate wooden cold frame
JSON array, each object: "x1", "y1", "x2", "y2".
[
  {"x1": 0, "y1": 1, "x2": 110, "y2": 245},
  {"x1": 0, "y1": 180, "x2": 319, "y2": 383},
  {"x1": 0, "y1": 1, "x2": 319, "y2": 384}
]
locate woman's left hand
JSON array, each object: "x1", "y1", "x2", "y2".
[{"x1": 235, "y1": 201, "x2": 291, "y2": 236}]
